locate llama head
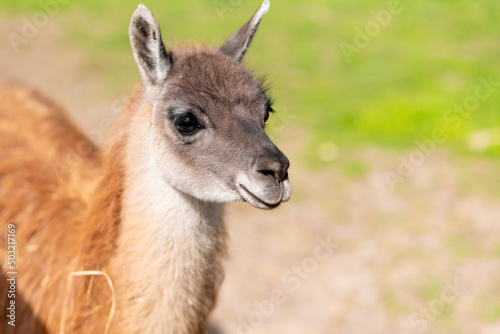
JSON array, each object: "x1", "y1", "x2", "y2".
[{"x1": 129, "y1": 1, "x2": 291, "y2": 210}]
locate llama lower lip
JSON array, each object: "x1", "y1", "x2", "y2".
[{"x1": 238, "y1": 184, "x2": 281, "y2": 209}]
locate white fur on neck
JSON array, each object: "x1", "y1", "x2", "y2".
[{"x1": 111, "y1": 105, "x2": 225, "y2": 333}]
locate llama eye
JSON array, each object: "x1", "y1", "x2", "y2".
[
  {"x1": 264, "y1": 107, "x2": 275, "y2": 123},
  {"x1": 174, "y1": 113, "x2": 200, "y2": 135}
]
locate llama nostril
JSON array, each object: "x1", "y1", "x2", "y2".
[
  {"x1": 258, "y1": 169, "x2": 276, "y2": 179},
  {"x1": 257, "y1": 168, "x2": 288, "y2": 183},
  {"x1": 253, "y1": 147, "x2": 290, "y2": 182}
]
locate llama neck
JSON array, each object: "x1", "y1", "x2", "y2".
[{"x1": 110, "y1": 100, "x2": 227, "y2": 334}]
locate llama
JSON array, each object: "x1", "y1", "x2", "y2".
[{"x1": 0, "y1": 1, "x2": 291, "y2": 333}]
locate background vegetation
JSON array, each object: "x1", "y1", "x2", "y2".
[{"x1": 3, "y1": 0, "x2": 500, "y2": 167}]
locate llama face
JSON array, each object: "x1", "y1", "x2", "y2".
[{"x1": 130, "y1": 2, "x2": 291, "y2": 209}]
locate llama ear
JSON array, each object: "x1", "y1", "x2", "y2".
[
  {"x1": 129, "y1": 5, "x2": 172, "y2": 90},
  {"x1": 219, "y1": 0, "x2": 270, "y2": 62}
]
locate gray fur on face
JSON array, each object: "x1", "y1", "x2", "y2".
[{"x1": 130, "y1": 2, "x2": 291, "y2": 209}]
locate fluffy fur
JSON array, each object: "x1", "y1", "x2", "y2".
[{"x1": 0, "y1": 83, "x2": 226, "y2": 334}]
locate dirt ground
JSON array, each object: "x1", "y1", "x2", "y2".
[{"x1": 2, "y1": 17, "x2": 500, "y2": 334}]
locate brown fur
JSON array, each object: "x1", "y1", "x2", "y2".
[
  {"x1": 0, "y1": 79, "x2": 226, "y2": 333},
  {"x1": 0, "y1": 83, "x2": 102, "y2": 333},
  {"x1": 0, "y1": 84, "x2": 145, "y2": 333}
]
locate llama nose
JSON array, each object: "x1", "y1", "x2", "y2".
[{"x1": 254, "y1": 147, "x2": 290, "y2": 182}]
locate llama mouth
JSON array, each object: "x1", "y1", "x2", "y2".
[{"x1": 238, "y1": 184, "x2": 282, "y2": 210}]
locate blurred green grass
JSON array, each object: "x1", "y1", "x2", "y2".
[{"x1": 2, "y1": 0, "x2": 500, "y2": 166}]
